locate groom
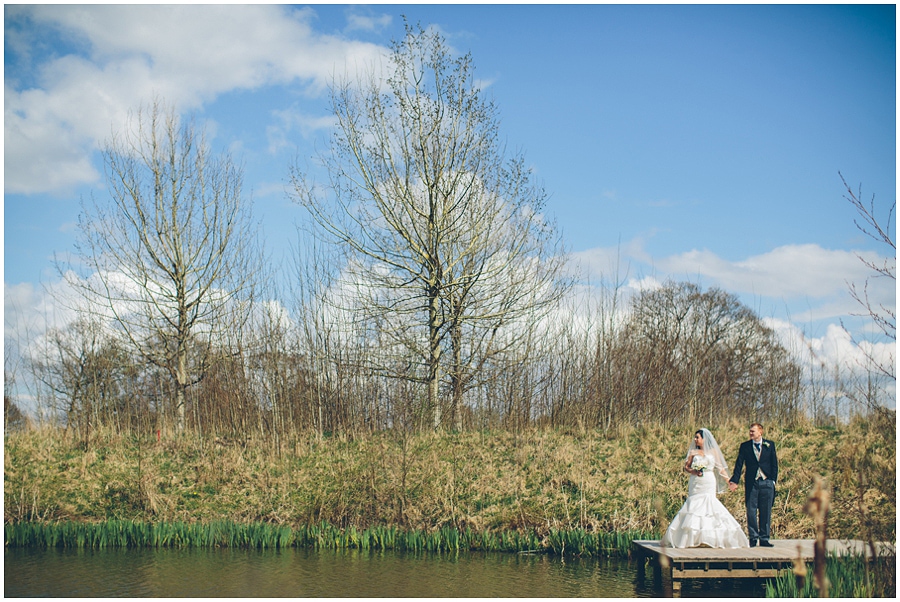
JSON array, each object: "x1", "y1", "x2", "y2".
[{"x1": 728, "y1": 423, "x2": 778, "y2": 547}]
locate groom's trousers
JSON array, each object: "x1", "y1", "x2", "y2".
[{"x1": 746, "y1": 477, "x2": 775, "y2": 543}]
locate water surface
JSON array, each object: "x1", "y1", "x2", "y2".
[{"x1": 5, "y1": 547, "x2": 768, "y2": 597}]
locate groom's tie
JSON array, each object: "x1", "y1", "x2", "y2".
[{"x1": 754, "y1": 442, "x2": 764, "y2": 480}]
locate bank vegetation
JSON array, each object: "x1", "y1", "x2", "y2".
[{"x1": 5, "y1": 414, "x2": 894, "y2": 546}]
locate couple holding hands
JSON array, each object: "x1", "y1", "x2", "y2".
[{"x1": 662, "y1": 423, "x2": 778, "y2": 549}]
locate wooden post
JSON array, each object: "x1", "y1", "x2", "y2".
[{"x1": 635, "y1": 549, "x2": 646, "y2": 581}]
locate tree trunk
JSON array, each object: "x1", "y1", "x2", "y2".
[
  {"x1": 175, "y1": 341, "x2": 188, "y2": 432},
  {"x1": 429, "y1": 287, "x2": 442, "y2": 430},
  {"x1": 450, "y1": 317, "x2": 464, "y2": 432}
]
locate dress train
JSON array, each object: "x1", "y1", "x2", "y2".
[{"x1": 662, "y1": 466, "x2": 749, "y2": 549}]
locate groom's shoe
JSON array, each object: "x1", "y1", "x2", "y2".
[
  {"x1": 760, "y1": 541, "x2": 774, "y2": 547},
  {"x1": 749, "y1": 540, "x2": 758, "y2": 547}
]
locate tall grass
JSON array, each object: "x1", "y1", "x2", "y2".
[
  {"x1": 4, "y1": 416, "x2": 894, "y2": 544},
  {"x1": 4, "y1": 520, "x2": 652, "y2": 558}
]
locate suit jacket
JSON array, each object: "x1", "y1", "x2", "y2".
[{"x1": 730, "y1": 438, "x2": 778, "y2": 497}]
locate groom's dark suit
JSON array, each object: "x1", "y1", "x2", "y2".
[{"x1": 730, "y1": 438, "x2": 778, "y2": 545}]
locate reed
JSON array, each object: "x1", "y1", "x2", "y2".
[
  {"x1": 546, "y1": 527, "x2": 655, "y2": 557},
  {"x1": 4, "y1": 519, "x2": 651, "y2": 558},
  {"x1": 765, "y1": 553, "x2": 896, "y2": 598},
  {"x1": 2, "y1": 519, "x2": 302, "y2": 550}
]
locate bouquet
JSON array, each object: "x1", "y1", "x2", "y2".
[{"x1": 690, "y1": 454, "x2": 711, "y2": 477}]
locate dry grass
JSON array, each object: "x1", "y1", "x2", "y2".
[{"x1": 4, "y1": 415, "x2": 894, "y2": 543}]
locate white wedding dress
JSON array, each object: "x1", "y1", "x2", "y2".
[{"x1": 662, "y1": 457, "x2": 749, "y2": 549}]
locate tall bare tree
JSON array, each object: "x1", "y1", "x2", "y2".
[
  {"x1": 64, "y1": 100, "x2": 260, "y2": 432},
  {"x1": 840, "y1": 173, "x2": 895, "y2": 380},
  {"x1": 291, "y1": 23, "x2": 569, "y2": 429}
]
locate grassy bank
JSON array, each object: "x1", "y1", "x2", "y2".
[{"x1": 4, "y1": 415, "x2": 895, "y2": 546}]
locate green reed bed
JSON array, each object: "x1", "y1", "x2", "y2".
[
  {"x1": 4, "y1": 520, "x2": 653, "y2": 558},
  {"x1": 547, "y1": 527, "x2": 648, "y2": 557},
  {"x1": 765, "y1": 552, "x2": 896, "y2": 598},
  {"x1": 4, "y1": 520, "x2": 291, "y2": 551}
]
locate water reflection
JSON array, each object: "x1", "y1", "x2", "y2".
[{"x1": 5, "y1": 547, "x2": 765, "y2": 597}]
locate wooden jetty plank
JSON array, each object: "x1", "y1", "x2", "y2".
[
  {"x1": 632, "y1": 538, "x2": 895, "y2": 597},
  {"x1": 634, "y1": 538, "x2": 893, "y2": 563},
  {"x1": 673, "y1": 566, "x2": 781, "y2": 579}
]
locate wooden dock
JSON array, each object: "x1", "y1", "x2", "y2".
[{"x1": 633, "y1": 538, "x2": 895, "y2": 596}]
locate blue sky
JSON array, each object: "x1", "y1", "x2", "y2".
[{"x1": 4, "y1": 3, "x2": 896, "y2": 394}]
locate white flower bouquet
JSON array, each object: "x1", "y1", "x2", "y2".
[{"x1": 690, "y1": 455, "x2": 711, "y2": 476}]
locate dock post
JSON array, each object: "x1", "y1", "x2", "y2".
[{"x1": 634, "y1": 543, "x2": 646, "y2": 582}]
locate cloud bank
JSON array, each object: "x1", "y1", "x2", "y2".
[
  {"x1": 573, "y1": 240, "x2": 895, "y2": 324},
  {"x1": 4, "y1": 4, "x2": 388, "y2": 195}
]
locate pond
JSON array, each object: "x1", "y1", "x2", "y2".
[{"x1": 5, "y1": 547, "x2": 769, "y2": 597}]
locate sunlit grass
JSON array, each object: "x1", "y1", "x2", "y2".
[{"x1": 4, "y1": 416, "x2": 894, "y2": 545}]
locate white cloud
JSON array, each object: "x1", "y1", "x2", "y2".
[
  {"x1": 574, "y1": 240, "x2": 894, "y2": 322},
  {"x1": 5, "y1": 269, "x2": 294, "y2": 364},
  {"x1": 568, "y1": 236, "x2": 652, "y2": 282},
  {"x1": 4, "y1": 84, "x2": 103, "y2": 194},
  {"x1": 764, "y1": 316, "x2": 895, "y2": 389},
  {"x1": 569, "y1": 237, "x2": 896, "y2": 395},
  {"x1": 5, "y1": 5, "x2": 389, "y2": 195},
  {"x1": 625, "y1": 275, "x2": 663, "y2": 293},
  {"x1": 4, "y1": 279, "x2": 79, "y2": 354},
  {"x1": 658, "y1": 243, "x2": 888, "y2": 299},
  {"x1": 345, "y1": 11, "x2": 393, "y2": 33},
  {"x1": 473, "y1": 77, "x2": 496, "y2": 92},
  {"x1": 267, "y1": 108, "x2": 337, "y2": 154}
]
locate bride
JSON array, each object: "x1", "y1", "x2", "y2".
[{"x1": 662, "y1": 428, "x2": 749, "y2": 549}]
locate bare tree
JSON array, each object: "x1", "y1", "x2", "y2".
[
  {"x1": 290, "y1": 23, "x2": 569, "y2": 429},
  {"x1": 611, "y1": 281, "x2": 801, "y2": 425},
  {"x1": 30, "y1": 318, "x2": 133, "y2": 442},
  {"x1": 840, "y1": 173, "x2": 895, "y2": 380},
  {"x1": 4, "y1": 362, "x2": 29, "y2": 433},
  {"x1": 63, "y1": 99, "x2": 261, "y2": 432},
  {"x1": 441, "y1": 170, "x2": 571, "y2": 430}
]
